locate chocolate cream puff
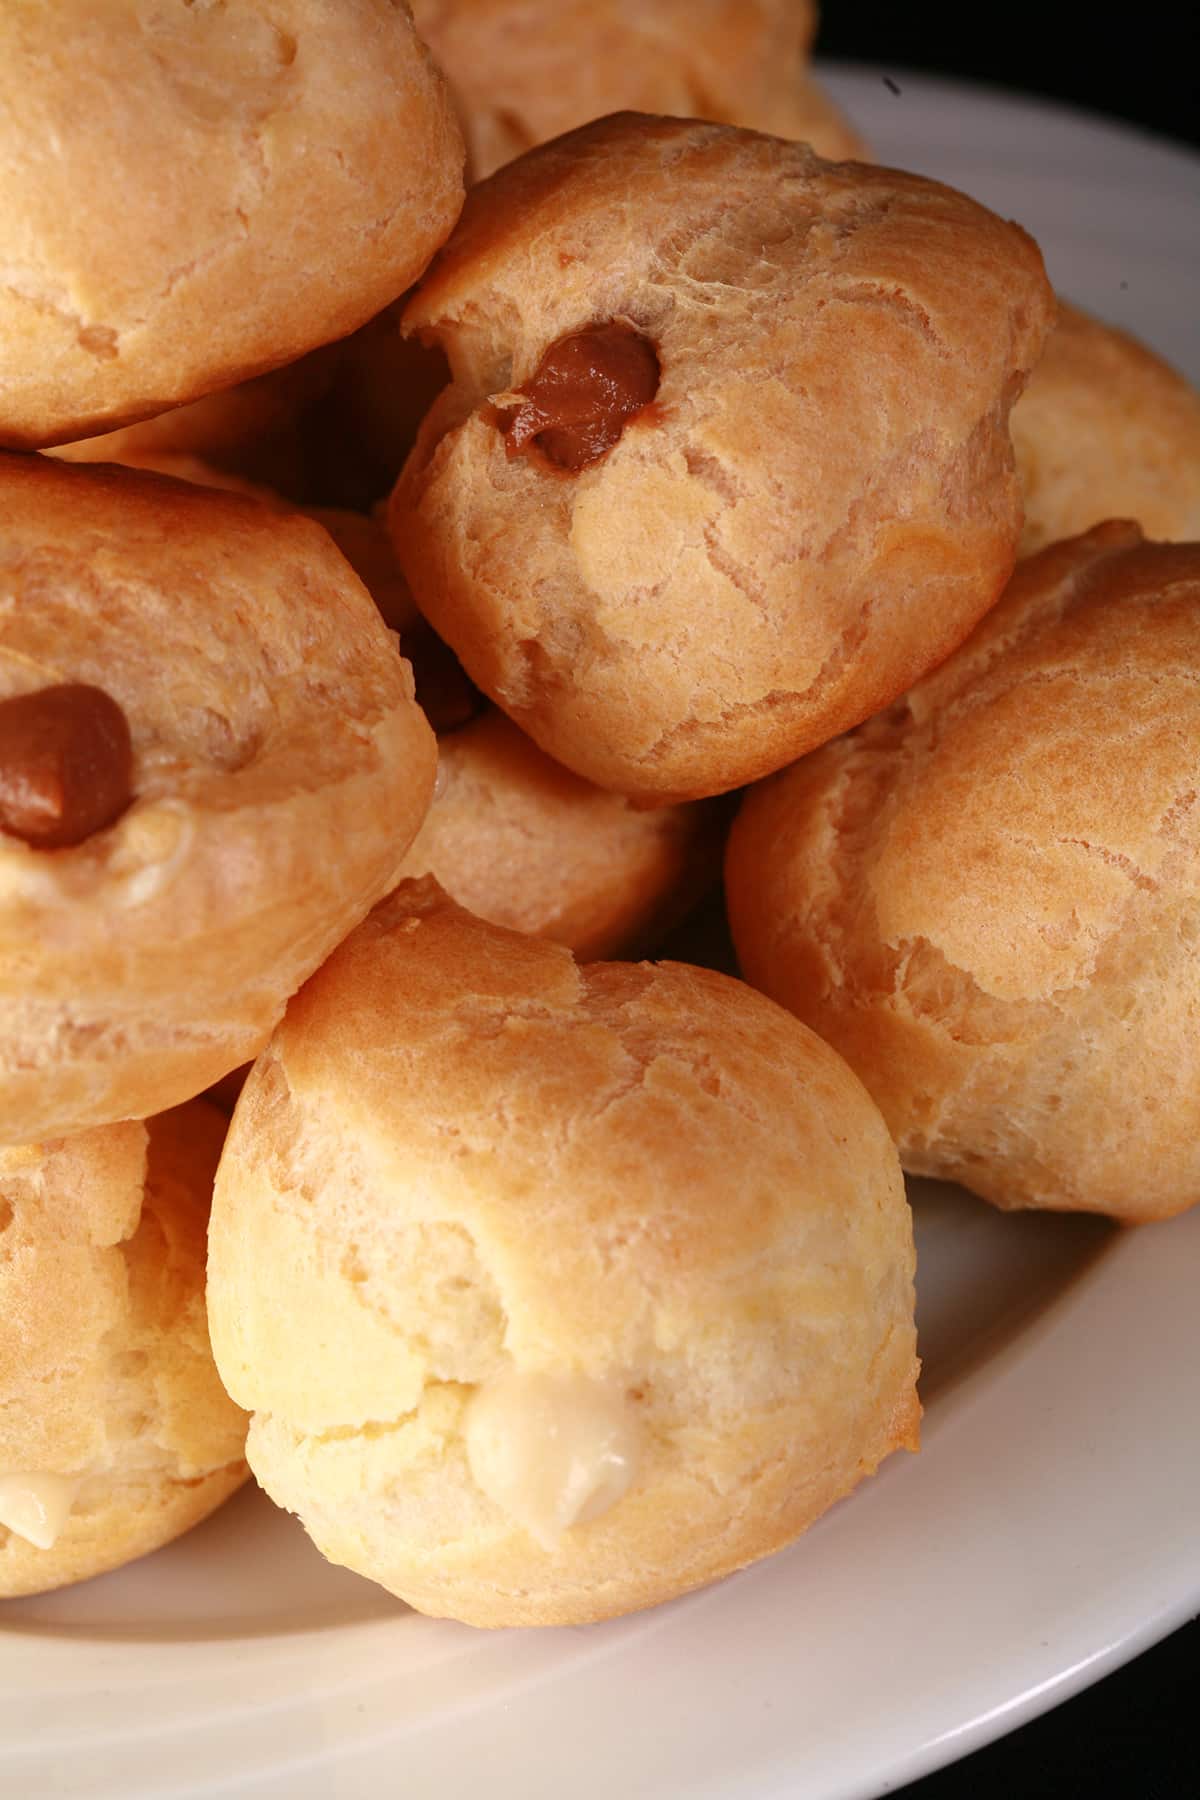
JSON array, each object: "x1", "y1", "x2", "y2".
[
  {"x1": 207, "y1": 879, "x2": 920, "y2": 1627},
  {"x1": 1, "y1": 1101, "x2": 247, "y2": 1597},
  {"x1": 0, "y1": 0, "x2": 464, "y2": 448},
  {"x1": 0, "y1": 454, "x2": 435, "y2": 1145},
  {"x1": 728, "y1": 521, "x2": 1200, "y2": 1223},
  {"x1": 304, "y1": 2, "x2": 868, "y2": 506},
  {"x1": 391, "y1": 114, "x2": 1054, "y2": 802}
]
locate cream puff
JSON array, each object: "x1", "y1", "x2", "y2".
[
  {"x1": 0, "y1": 454, "x2": 435, "y2": 1146},
  {"x1": 0, "y1": 0, "x2": 464, "y2": 448},
  {"x1": 727, "y1": 521, "x2": 1200, "y2": 1223},
  {"x1": 1012, "y1": 300, "x2": 1200, "y2": 553},
  {"x1": 1, "y1": 1101, "x2": 247, "y2": 1597},
  {"x1": 391, "y1": 114, "x2": 1054, "y2": 802},
  {"x1": 307, "y1": 0, "x2": 869, "y2": 503},
  {"x1": 396, "y1": 703, "x2": 723, "y2": 957},
  {"x1": 207, "y1": 879, "x2": 920, "y2": 1627}
]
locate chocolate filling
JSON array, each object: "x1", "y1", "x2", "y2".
[
  {"x1": 0, "y1": 684, "x2": 135, "y2": 850},
  {"x1": 502, "y1": 323, "x2": 660, "y2": 472}
]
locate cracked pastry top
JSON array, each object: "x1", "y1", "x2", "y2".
[
  {"x1": 0, "y1": 454, "x2": 436, "y2": 1146},
  {"x1": 0, "y1": 0, "x2": 464, "y2": 449},
  {"x1": 207, "y1": 877, "x2": 919, "y2": 1627},
  {"x1": 1, "y1": 1101, "x2": 247, "y2": 1597},
  {"x1": 390, "y1": 113, "x2": 1054, "y2": 803},
  {"x1": 727, "y1": 521, "x2": 1200, "y2": 1223},
  {"x1": 408, "y1": 0, "x2": 868, "y2": 181}
]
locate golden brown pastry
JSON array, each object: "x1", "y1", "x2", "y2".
[
  {"x1": 0, "y1": 454, "x2": 436, "y2": 1146},
  {"x1": 396, "y1": 705, "x2": 722, "y2": 957},
  {"x1": 43, "y1": 449, "x2": 418, "y2": 637},
  {"x1": 409, "y1": 0, "x2": 866, "y2": 180},
  {"x1": 50, "y1": 439, "x2": 417, "y2": 622},
  {"x1": 1, "y1": 1102, "x2": 247, "y2": 1597},
  {"x1": 0, "y1": 0, "x2": 464, "y2": 449},
  {"x1": 51, "y1": 419, "x2": 420, "y2": 634},
  {"x1": 1012, "y1": 300, "x2": 1200, "y2": 554},
  {"x1": 391, "y1": 114, "x2": 1054, "y2": 802},
  {"x1": 727, "y1": 521, "x2": 1200, "y2": 1223},
  {"x1": 207, "y1": 879, "x2": 920, "y2": 1628}
]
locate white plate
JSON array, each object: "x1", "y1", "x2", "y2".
[{"x1": 3, "y1": 66, "x2": 1200, "y2": 1800}]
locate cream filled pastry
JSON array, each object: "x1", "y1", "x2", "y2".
[
  {"x1": 391, "y1": 114, "x2": 1054, "y2": 801},
  {"x1": 0, "y1": 454, "x2": 435, "y2": 1145},
  {"x1": 207, "y1": 879, "x2": 919, "y2": 1627},
  {"x1": 0, "y1": 0, "x2": 464, "y2": 448},
  {"x1": 728, "y1": 522, "x2": 1200, "y2": 1222},
  {"x1": 1, "y1": 1101, "x2": 247, "y2": 1597}
]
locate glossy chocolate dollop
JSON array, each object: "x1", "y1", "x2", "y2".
[
  {"x1": 503, "y1": 323, "x2": 659, "y2": 471},
  {"x1": 0, "y1": 684, "x2": 134, "y2": 849}
]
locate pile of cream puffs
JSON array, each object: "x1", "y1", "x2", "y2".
[{"x1": 2, "y1": 0, "x2": 1198, "y2": 1625}]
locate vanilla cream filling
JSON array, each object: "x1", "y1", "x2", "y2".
[
  {"x1": 0, "y1": 1473, "x2": 78, "y2": 1550},
  {"x1": 464, "y1": 1369, "x2": 641, "y2": 1550}
]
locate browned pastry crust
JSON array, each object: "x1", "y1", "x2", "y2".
[
  {"x1": 51, "y1": 426, "x2": 422, "y2": 636},
  {"x1": 1012, "y1": 300, "x2": 1200, "y2": 553},
  {"x1": 396, "y1": 706, "x2": 722, "y2": 956},
  {"x1": 391, "y1": 113, "x2": 1053, "y2": 802},
  {"x1": 42, "y1": 448, "x2": 420, "y2": 641},
  {"x1": 1, "y1": 1101, "x2": 248, "y2": 1596},
  {"x1": 208, "y1": 879, "x2": 919, "y2": 1627},
  {"x1": 0, "y1": 0, "x2": 464, "y2": 449},
  {"x1": 409, "y1": 0, "x2": 867, "y2": 181},
  {"x1": 727, "y1": 521, "x2": 1200, "y2": 1222},
  {"x1": 0, "y1": 454, "x2": 436, "y2": 1145}
]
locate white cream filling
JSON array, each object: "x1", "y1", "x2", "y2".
[
  {"x1": 0, "y1": 1473, "x2": 79, "y2": 1551},
  {"x1": 464, "y1": 1369, "x2": 641, "y2": 1551}
]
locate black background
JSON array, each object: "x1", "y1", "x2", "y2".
[
  {"x1": 814, "y1": 6, "x2": 1197, "y2": 1795},
  {"x1": 817, "y1": 1, "x2": 1199, "y2": 151}
]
